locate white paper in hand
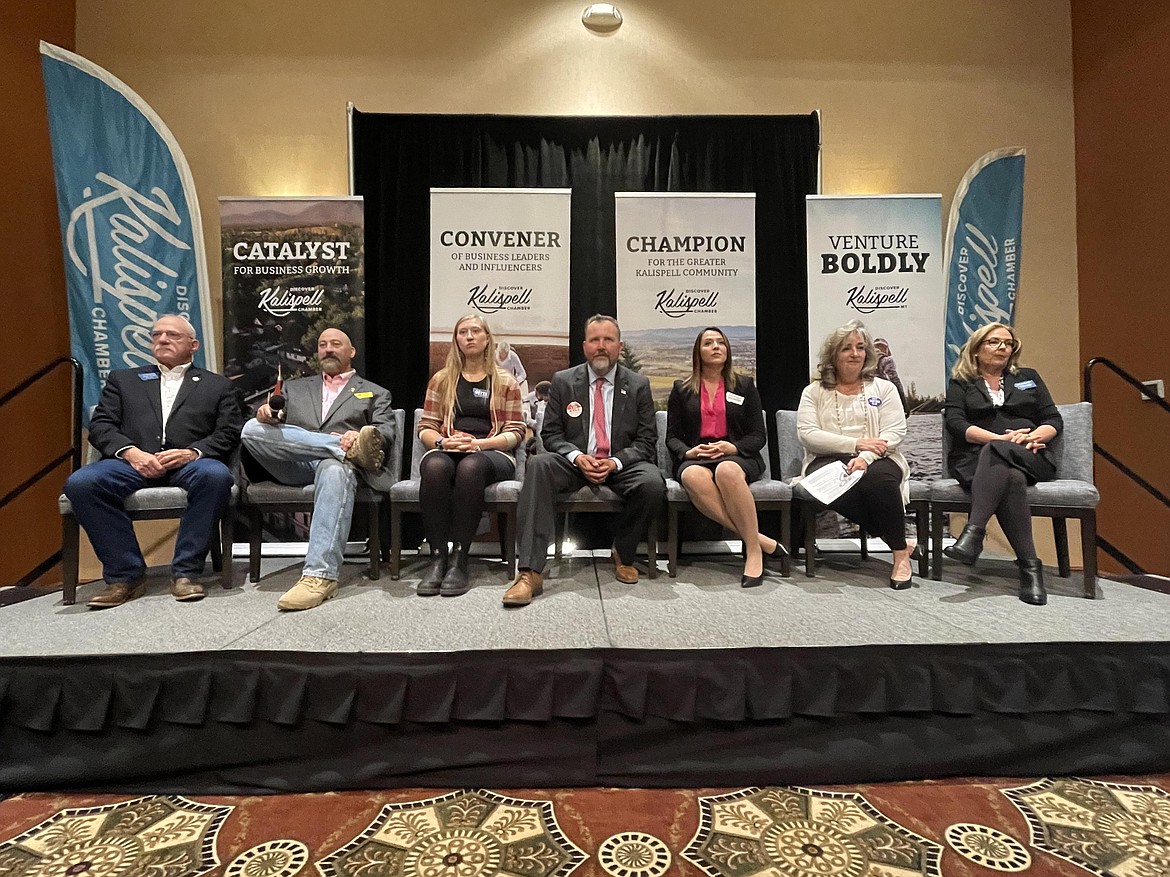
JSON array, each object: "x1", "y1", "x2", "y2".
[{"x1": 800, "y1": 460, "x2": 864, "y2": 505}]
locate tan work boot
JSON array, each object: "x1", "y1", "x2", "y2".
[
  {"x1": 171, "y1": 577, "x2": 205, "y2": 602},
  {"x1": 502, "y1": 569, "x2": 544, "y2": 607},
  {"x1": 87, "y1": 581, "x2": 145, "y2": 610},
  {"x1": 344, "y1": 425, "x2": 385, "y2": 472},
  {"x1": 278, "y1": 575, "x2": 339, "y2": 611},
  {"x1": 612, "y1": 549, "x2": 639, "y2": 584}
]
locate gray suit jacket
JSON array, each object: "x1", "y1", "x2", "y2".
[{"x1": 540, "y1": 364, "x2": 656, "y2": 469}]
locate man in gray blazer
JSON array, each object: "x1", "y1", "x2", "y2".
[
  {"x1": 504, "y1": 314, "x2": 665, "y2": 606},
  {"x1": 241, "y1": 327, "x2": 396, "y2": 610}
]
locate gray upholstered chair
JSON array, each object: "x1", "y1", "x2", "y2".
[
  {"x1": 389, "y1": 409, "x2": 525, "y2": 580},
  {"x1": 242, "y1": 408, "x2": 405, "y2": 583},
  {"x1": 657, "y1": 409, "x2": 791, "y2": 577},
  {"x1": 775, "y1": 409, "x2": 929, "y2": 577},
  {"x1": 929, "y1": 401, "x2": 1100, "y2": 597},
  {"x1": 58, "y1": 445, "x2": 238, "y2": 605}
]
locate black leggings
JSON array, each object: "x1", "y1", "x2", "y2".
[
  {"x1": 967, "y1": 442, "x2": 1036, "y2": 559},
  {"x1": 812, "y1": 457, "x2": 907, "y2": 550},
  {"x1": 419, "y1": 450, "x2": 514, "y2": 547}
]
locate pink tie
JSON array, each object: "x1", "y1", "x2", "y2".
[{"x1": 592, "y1": 377, "x2": 610, "y2": 459}]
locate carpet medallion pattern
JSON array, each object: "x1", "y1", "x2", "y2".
[
  {"x1": 224, "y1": 840, "x2": 310, "y2": 877},
  {"x1": 317, "y1": 789, "x2": 587, "y2": 877},
  {"x1": 944, "y1": 824, "x2": 1032, "y2": 872},
  {"x1": 0, "y1": 795, "x2": 231, "y2": 877},
  {"x1": 682, "y1": 786, "x2": 943, "y2": 877},
  {"x1": 596, "y1": 832, "x2": 671, "y2": 877},
  {"x1": 1004, "y1": 777, "x2": 1170, "y2": 877}
]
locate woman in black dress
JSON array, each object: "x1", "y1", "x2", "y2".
[
  {"x1": 943, "y1": 322, "x2": 1062, "y2": 604},
  {"x1": 667, "y1": 327, "x2": 783, "y2": 587}
]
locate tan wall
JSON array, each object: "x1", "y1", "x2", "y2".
[
  {"x1": 1072, "y1": 3, "x2": 1170, "y2": 577},
  {"x1": 0, "y1": 4, "x2": 76, "y2": 585}
]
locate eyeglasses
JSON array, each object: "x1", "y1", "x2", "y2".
[
  {"x1": 150, "y1": 330, "x2": 192, "y2": 341},
  {"x1": 983, "y1": 337, "x2": 1016, "y2": 350}
]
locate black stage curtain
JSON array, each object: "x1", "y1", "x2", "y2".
[{"x1": 351, "y1": 112, "x2": 820, "y2": 418}]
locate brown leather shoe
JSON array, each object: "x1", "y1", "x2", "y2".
[
  {"x1": 502, "y1": 569, "x2": 544, "y2": 607},
  {"x1": 87, "y1": 581, "x2": 145, "y2": 610},
  {"x1": 344, "y1": 425, "x2": 385, "y2": 472},
  {"x1": 171, "y1": 577, "x2": 205, "y2": 602},
  {"x1": 612, "y1": 549, "x2": 639, "y2": 584}
]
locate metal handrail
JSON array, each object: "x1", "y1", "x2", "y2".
[
  {"x1": 1084, "y1": 356, "x2": 1170, "y2": 415},
  {"x1": 0, "y1": 357, "x2": 83, "y2": 586}
]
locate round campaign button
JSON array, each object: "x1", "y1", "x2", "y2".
[
  {"x1": 566, "y1": 401, "x2": 583, "y2": 417},
  {"x1": 867, "y1": 396, "x2": 882, "y2": 406}
]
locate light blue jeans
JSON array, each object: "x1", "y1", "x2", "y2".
[{"x1": 241, "y1": 420, "x2": 361, "y2": 580}]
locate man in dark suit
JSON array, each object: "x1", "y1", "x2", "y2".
[
  {"x1": 504, "y1": 314, "x2": 665, "y2": 607},
  {"x1": 64, "y1": 315, "x2": 242, "y2": 608},
  {"x1": 241, "y1": 327, "x2": 396, "y2": 611}
]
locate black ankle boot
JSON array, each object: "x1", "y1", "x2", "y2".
[
  {"x1": 1017, "y1": 557, "x2": 1047, "y2": 605},
  {"x1": 943, "y1": 524, "x2": 986, "y2": 566},
  {"x1": 441, "y1": 543, "x2": 471, "y2": 596},
  {"x1": 418, "y1": 545, "x2": 447, "y2": 596}
]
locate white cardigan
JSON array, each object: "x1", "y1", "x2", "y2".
[{"x1": 795, "y1": 377, "x2": 910, "y2": 504}]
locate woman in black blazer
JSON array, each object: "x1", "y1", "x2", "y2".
[
  {"x1": 667, "y1": 327, "x2": 783, "y2": 587},
  {"x1": 943, "y1": 322, "x2": 1063, "y2": 604}
]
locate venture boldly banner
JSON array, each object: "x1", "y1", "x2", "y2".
[
  {"x1": 614, "y1": 193, "x2": 757, "y2": 407},
  {"x1": 943, "y1": 148, "x2": 1025, "y2": 380},
  {"x1": 806, "y1": 195, "x2": 945, "y2": 405},
  {"x1": 429, "y1": 188, "x2": 571, "y2": 398},
  {"x1": 220, "y1": 197, "x2": 365, "y2": 412},
  {"x1": 41, "y1": 42, "x2": 215, "y2": 423}
]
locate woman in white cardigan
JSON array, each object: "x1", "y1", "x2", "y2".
[{"x1": 797, "y1": 320, "x2": 915, "y2": 589}]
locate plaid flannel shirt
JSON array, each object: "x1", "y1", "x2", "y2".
[{"x1": 418, "y1": 371, "x2": 527, "y2": 450}]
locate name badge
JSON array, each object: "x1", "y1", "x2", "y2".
[
  {"x1": 353, "y1": 391, "x2": 374, "y2": 398},
  {"x1": 138, "y1": 372, "x2": 160, "y2": 381},
  {"x1": 472, "y1": 387, "x2": 490, "y2": 399},
  {"x1": 1014, "y1": 380, "x2": 1036, "y2": 390},
  {"x1": 725, "y1": 392, "x2": 745, "y2": 405},
  {"x1": 867, "y1": 397, "x2": 882, "y2": 407},
  {"x1": 566, "y1": 401, "x2": 583, "y2": 418}
]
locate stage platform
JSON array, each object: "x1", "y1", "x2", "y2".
[{"x1": 2, "y1": 548, "x2": 1169, "y2": 793}]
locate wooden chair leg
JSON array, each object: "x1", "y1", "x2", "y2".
[
  {"x1": 647, "y1": 516, "x2": 659, "y2": 579},
  {"x1": 1052, "y1": 516, "x2": 1071, "y2": 578},
  {"x1": 367, "y1": 501, "x2": 381, "y2": 580},
  {"x1": 61, "y1": 515, "x2": 80, "y2": 605},
  {"x1": 220, "y1": 511, "x2": 235, "y2": 590},
  {"x1": 931, "y1": 508, "x2": 945, "y2": 580},
  {"x1": 778, "y1": 504, "x2": 791, "y2": 577},
  {"x1": 859, "y1": 526, "x2": 869, "y2": 560},
  {"x1": 249, "y1": 508, "x2": 263, "y2": 584},
  {"x1": 915, "y1": 504, "x2": 929, "y2": 579},
  {"x1": 804, "y1": 504, "x2": 817, "y2": 577},
  {"x1": 389, "y1": 506, "x2": 402, "y2": 580},
  {"x1": 668, "y1": 506, "x2": 679, "y2": 577},
  {"x1": 507, "y1": 508, "x2": 518, "y2": 578},
  {"x1": 554, "y1": 513, "x2": 566, "y2": 559},
  {"x1": 1081, "y1": 512, "x2": 1099, "y2": 599},
  {"x1": 209, "y1": 527, "x2": 224, "y2": 572}
]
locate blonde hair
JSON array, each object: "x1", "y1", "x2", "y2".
[
  {"x1": 433, "y1": 314, "x2": 511, "y2": 432},
  {"x1": 950, "y1": 322, "x2": 1022, "y2": 382},
  {"x1": 814, "y1": 320, "x2": 878, "y2": 388}
]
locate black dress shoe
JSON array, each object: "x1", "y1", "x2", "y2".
[
  {"x1": 764, "y1": 539, "x2": 788, "y2": 558},
  {"x1": 441, "y1": 543, "x2": 471, "y2": 597},
  {"x1": 741, "y1": 573, "x2": 765, "y2": 588},
  {"x1": 943, "y1": 524, "x2": 986, "y2": 566},
  {"x1": 889, "y1": 575, "x2": 913, "y2": 590},
  {"x1": 1017, "y1": 557, "x2": 1047, "y2": 605},
  {"x1": 418, "y1": 546, "x2": 447, "y2": 596}
]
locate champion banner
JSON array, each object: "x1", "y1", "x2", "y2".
[
  {"x1": 806, "y1": 195, "x2": 945, "y2": 406},
  {"x1": 429, "y1": 188, "x2": 571, "y2": 403},
  {"x1": 615, "y1": 193, "x2": 757, "y2": 407},
  {"x1": 40, "y1": 42, "x2": 214, "y2": 423},
  {"x1": 943, "y1": 148, "x2": 1025, "y2": 380},
  {"x1": 220, "y1": 197, "x2": 365, "y2": 412}
]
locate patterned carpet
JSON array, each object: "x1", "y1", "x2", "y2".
[{"x1": 1, "y1": 775, "x2": 1168, "y2": 877}]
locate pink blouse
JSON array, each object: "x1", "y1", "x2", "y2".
[{"x1": 699, "y1": 380, "x2": 727, "y2": 439}]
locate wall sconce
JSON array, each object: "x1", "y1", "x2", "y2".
[{"x1": 582, "y1": 3, "x2": 623, "y2": 32}]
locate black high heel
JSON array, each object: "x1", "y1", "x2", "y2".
[
  {"x1": 741, "y1": 573, "x2": 765, "y2": 588},
  {"x1": 890, "y1": 544, "x2": 914, "y2": 590}
]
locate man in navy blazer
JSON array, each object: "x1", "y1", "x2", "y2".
[
  {"x1": 242, "y1": 327, "x2": 396, "y2": 611},
  {"x1": 64, "y1": 315, "x2": 243, "y2": 608},
  {"x1": 504, "y1": 314, "x2": 665, "y2": 606}
]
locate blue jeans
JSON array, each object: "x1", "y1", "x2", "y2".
[
  {"x1": 241, "y1": 420, "x2": 374, "y2": 580},
  {"x1": 64, "y1": 457, "x2": 234, "y2": 582}
]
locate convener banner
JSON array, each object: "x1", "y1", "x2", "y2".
[
  {"x1": 429, "y1": 188, "x2": 571, "y2": 402},
  {"x1": 615, "y1": 193, "x2": 757, "y2": 407},
  {"x1": 41, "y1": 42, "x2": 215, "y2": 423},
  {"x1": 943, "y1": 148, "x2": 1025, "y2": 380},
  {"x1": 806, "y1": 194, "x2": 944, "y2": 406},
  {"x1": 220, "y1": 197, "x2": 365, "y2": 412}
]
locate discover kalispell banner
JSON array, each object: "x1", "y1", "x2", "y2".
[
  {"x1": 429, "y1": 188, "x2": 571, "y2": 402},
  {"x1": 41, "y1": 42, "x2": 215, "y2": 423},
  {"x1": 943, "y1": 148, "x2": 1025, "y2": 380},
  {"x1": 220, "y1": 197, "x2": 364, "y2": 412},
  {"x1": 806, "y1": 194, "x2": 945, "y2": 407},
  {"x1": 614, "y1": 193, "x2": 757, "y2": 407}
]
